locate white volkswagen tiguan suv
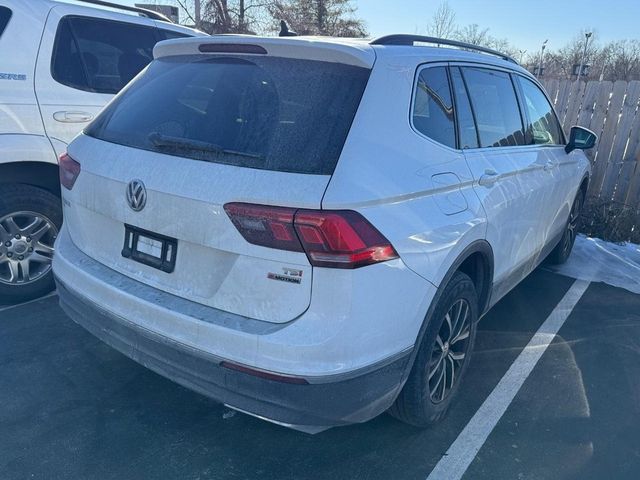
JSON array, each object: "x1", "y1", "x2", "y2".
[{"x1": 53, "y1": 34, "x2": 596, "y2": 433}]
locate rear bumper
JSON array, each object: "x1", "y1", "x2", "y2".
[{"x1": 56, "y1": 278, "x2": 410, "y2": 432}]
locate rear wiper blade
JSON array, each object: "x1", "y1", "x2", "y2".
[{"x1": 148, "y1": 132, "x2": 263, "y2": 160}]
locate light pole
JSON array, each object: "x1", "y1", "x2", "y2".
[
  {"x1": 194, "y1": 0, "x2": 201, "y2": 30},
  {"x1": 578, "y1": 32, "x2": 593, "y2": 79},
  {"x1": 537, "y1": 39, "x2": 548, "y2": 77},
  {"x1": 518, "y1": 49, "x2": 527, "y2": 64}
]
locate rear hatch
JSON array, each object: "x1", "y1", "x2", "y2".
[{"x1": 64, "y1": 40, "x2": 372, "y2": 323}]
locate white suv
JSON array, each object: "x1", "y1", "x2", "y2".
[
  {"x1": 0, "y1": 0, "x2": 202, "y2": 302},
  {"x1": 52, "y1": 34, "x2": 596, "y2": 433}
]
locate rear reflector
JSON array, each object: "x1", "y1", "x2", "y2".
[
  {"x1": 224, "y1": 203, "x2": 399, "y2": 269},
  {"x1": 221, "y1": 361, "x2": 309, "y2": 384},
  {"x1": 58, "y1": 153, "x2": 81, "y2": 190}
]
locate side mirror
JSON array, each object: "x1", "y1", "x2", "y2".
[{"x1": 565, "y1": 126, "x2": 597, "y2": 154}]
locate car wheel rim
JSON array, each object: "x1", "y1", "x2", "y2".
[
  {"x1": 428, "y1": 298, "x2": 471, "y2": 403},
  {"x1": 563, "y1": 196, "x2": 581, "y2": 255},
  {"x1": 0, "y1": 211, "x2": 58, "y2": 286}
]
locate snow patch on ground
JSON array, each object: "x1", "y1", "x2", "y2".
[{"x1": 547, "y1": 234, "x2": 640, "y2": 294}]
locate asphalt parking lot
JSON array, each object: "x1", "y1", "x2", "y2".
[{"x1": 2, "y1": 268, "x2": 640, "y2": 480}]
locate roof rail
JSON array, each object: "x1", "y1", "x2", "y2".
[
  {"x1": 370, "y1": 34, "x2": 517, "y2": 64},
  {"x1": 69, "y1": 0, "x2": 173, "y2": 22}
]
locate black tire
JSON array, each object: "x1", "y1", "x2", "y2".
[
  {"x1": 548, "y1": 189, "x2": 584, "y2": 265},
  {"x1": 0, "y1": 184, "x2": 62, "y2": 304},
  {"x1": 390, "y1": 271, "x2": 478, "y2": 427}
]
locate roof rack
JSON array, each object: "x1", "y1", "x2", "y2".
[
  {"x1": 69, "y1": 0, "x2": 173, "y2": 22},
  {"x1": 370, "y1": 34, "x2": 517, "y2": 64}
]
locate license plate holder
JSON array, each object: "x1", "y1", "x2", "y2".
[{"x1": 122, "y1": 224, "x2": 177, "y2": 273}]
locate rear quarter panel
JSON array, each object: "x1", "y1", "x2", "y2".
[{"x1": 322, "y1": 54, "x2": 487, "y2": 291}]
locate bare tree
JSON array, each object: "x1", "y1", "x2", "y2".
[
  {"x1": 269, "y1": 0, "x2": 367, "y2": 37},
  {"x1": 426, "y1": 1, "x2": 456, "y2": 39},
  {"x1": 537, "y1": 29, "x2": 599, "y2": 79},
  {"x1": 170, "y1": 0, "x2": 271, "y2": 33},
  {"x1": 601, "y1": 40, "x2": 640, "y2": 81},
  {"x1": 454, "y1": 24, "x2": 490, "y2": 46}
]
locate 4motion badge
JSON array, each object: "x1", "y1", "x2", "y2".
[{"x1": 267, "y1": 267, "x2": 303, "y2": 284}]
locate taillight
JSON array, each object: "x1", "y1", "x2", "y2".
[
  {"x1": 294, "y1": 210, "x2": 399, "y2": 268},
  {"x1": 58, "y1": 153, "x2": 81, "y2": 190},
  {"x1": 223, "y1": 203, "x2": 303, "y2": 253},
  {"x1": 224, "y1": 203, "x2": 399, "y2": 269}
]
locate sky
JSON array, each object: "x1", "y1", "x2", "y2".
[
  {"x1": 123, "y1": 0, "x2": 639, "y2": 54},
  {"x1": 356, "y1": 0, "x2": 639, "y2": 53}
]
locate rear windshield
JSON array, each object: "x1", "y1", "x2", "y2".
[{"x1": 86, "y1": 55, "x2": 370, "y2": 175}]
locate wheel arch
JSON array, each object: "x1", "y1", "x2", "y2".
[
  {"x1": 0, "y1": 162, "x2": 61, "y2": 198},
  {"x1": 392, "y1": 239, "x2": 494, "y2": 402},
  {"x1": 579, "y1": 173, "x2": 589, "y2": 199},
  {"x1": 417, "y1": 239, "x2": 494, "y2": 344},
  {"x1": 454, "y1": 241, "x2": 494, "y2": 317}
]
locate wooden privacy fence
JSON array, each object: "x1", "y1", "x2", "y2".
[{"x1": 541, "y1": 78, "x2": 640, "y2": 241}]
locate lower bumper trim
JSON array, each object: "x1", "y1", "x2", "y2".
[{"x1": 55, "y1": 277, "x2": 411, "y2": 432}]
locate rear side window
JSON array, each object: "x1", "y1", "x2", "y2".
[
  {"x1": 0, "y1": 7, "x2": 11, "y2": 39},
  {"x1": 51, "y1": 16, "x2": 158, "y2": 94},
  {"x1": 158, "y1": 29, "x2": 191, "y2": 41},
  {"x1": 86, "y1": 55, "x2": 370, "y2": 175},
  {"x1": 412, "y1": 66, "x2": 456, "y2": 148},
  {"x1": 461, "y1": 67, "x2": 525, "y2": 148},
  {"x1": 517, "y1": 76, "x2": 563, "y2": 145}
]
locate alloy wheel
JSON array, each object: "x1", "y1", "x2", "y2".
[
  {"x1": 0, "y1": 211, "x2": 58, "y2": 285},
  {"x1": 428, "y1": 298, "x2": 472, "y2": 403}
]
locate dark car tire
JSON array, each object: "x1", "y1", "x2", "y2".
[
  {"x1": 0, "y1": 184, "x2": 62, "y2": 304},
  {"x1": 390, "y1": 271, "x2": 478, "y2": 427},
  {"x1": 548, "y1": 189, "x2": 584, "y2": 265}
]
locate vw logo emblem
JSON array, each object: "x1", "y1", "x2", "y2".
[{"x1": 126, "y1": 179, "x2": 147, "y2": 212}]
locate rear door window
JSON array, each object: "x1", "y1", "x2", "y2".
[
  {"x1": 0, "y1": 7, "x2": 11, "y2": 39},
  {"x1": 460, "y1": 67, "x2": 526, "y2": 148},
  {"x1": 86, "y1": 55, "x2": 370, "y2": 175},
  {"x1": 51, "y1": 16, "x2": 158, "y2": 94},
  {"x1": 412, "y1": 66, "x2": 456, "y2": 148},
  {"x1": 517, "y1": 76, "x2": 563, "y2": 145}
]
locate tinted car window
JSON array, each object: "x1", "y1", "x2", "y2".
[
  {"x1": 158, "y1": 29, "x2": 191, "y2": 41},
  {"x1": 0, "y1": 7, "x2": 11, "y2": 39},
  {"x1": 450, "y1": 67, "x2": 479, "y2": 149},
  {"x1": 86, "y1": 55, "x2": 370, "y2": 175},
  {"x1": 51, "y1": 16, "x2": 158, "y2": 94},
  {"x1": 461, "y1": 67, "x2": 525, "y2": 147},
  {"x1": 412, "y1": 66, "x2": 456, "y2": 148},
  {"x1": 517, "y1": 76, "x2": 563, "y2": 145}
]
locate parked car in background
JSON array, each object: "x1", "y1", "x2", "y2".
[
  {"x1": 0, "y1": 0, "x2": 203, "y2": 302},
  {"x1": 52, "y1": 34, "x2": 596, "y2": 433}
]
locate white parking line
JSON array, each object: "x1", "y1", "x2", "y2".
[
  {"x1": 0, "y1": 291, "x2": 58, "y2": 313},
  {"x1": 427, "y1": 279, "x2": 591, "y2": 480}
]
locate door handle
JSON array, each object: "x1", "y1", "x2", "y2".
[
  {"x1": 53, "y1": 111, "x2": 94, "y2": 123},
  {"x1": 543, "y1": 161, "x2": 557, "y2": 171},
  {"x1": 478, "y1": 169, "x2": 500, "y2": 187}
]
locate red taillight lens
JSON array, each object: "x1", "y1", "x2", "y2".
[
  {"x1": 224, "y1": 203, "x2": 399, "y2": 269},
  {"x1": 294, "y1": 210, "x2": 399, "y2": 268},
  {"x1": 223, "y1": 203, "x2": 303, "y2": 252},
  {"x1": 58, "y1": 153, "x2": 81, "y2": 190}
]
